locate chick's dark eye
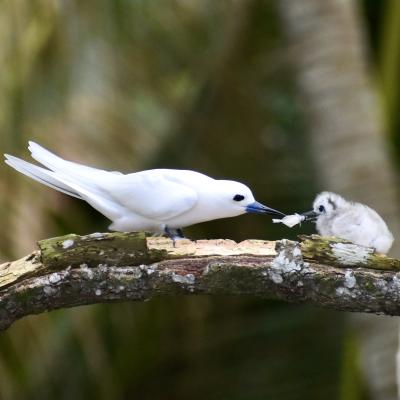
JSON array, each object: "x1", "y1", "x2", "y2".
[
  {"x1": 233, "y1": 194, "x2": 245, "y2": 202},
  {"x1": 318, "y1": 205, "x2": 325, "y2": 213}
]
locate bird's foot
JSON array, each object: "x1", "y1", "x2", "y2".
[
  {"x1": 164, "y1": 227, "x2": 186, "y2": 247},
  {"x1": 176, "y1": 228, "x2": 185, "y2": 239}
]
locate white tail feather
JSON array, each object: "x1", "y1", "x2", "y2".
[
  {"x1": 28, "y1": 141, "x2": 121, "y2": 178},
  {"x1": 4, "y1": 155, "x2": 82, "y2": 199},
  {"x1": 5, "y1": 145, "x2": 128, "y2": 222}
]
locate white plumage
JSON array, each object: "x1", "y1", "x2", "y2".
[
  {"x1": 306, "y1": 192, "x2": 393, "y2": 254},
  {"x1": 273, "y1": 191, "x2": 394, "y2": 254},
  {"x1": 4, "y1": 142, "x2": 284, "y2": 238}
]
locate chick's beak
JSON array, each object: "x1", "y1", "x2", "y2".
[
  {"x1": 246, "y1": 201, "x2": 286, "y2": 217},
  {"x1": 301, "y1": 210, "x2": 319, "y2": 221}
]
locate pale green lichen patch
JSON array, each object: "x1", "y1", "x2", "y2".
[
  {"x1": 392, "y1": 274, "x2": 400, "y2": 290},
  {"x1": 171, "y1": 273, "x2": 195, "y2": 285},
  {"x1": 336, "y1": 286, "x2": 352, "y2": 297},
  {"x1": 344, "y1": 270, "x2": 356, "y2": 288},
  {"x1": 48, "y1": 273, "x2": 62, "y2": 284},
  {"x1": 271, "y1": 240, "x2": 304, "y2": 272},
  {"x1": 271, "y1": 253, "x2": 302, "y2": 272},
  {"x1": 269, "y1": 270, "x2": 283, "y2": 284},
  {"x1": 263, "y1": 240, "x2": 305, "y2": 285},
  {"x1": 62, "y1": 239, "x2": 74, "y2": 249},
  {"x1": 331, "y1": 243, "x2": 372, "y2": 266},
  {"x1": 43, "y1": 286, "x2": 58, "y2": 295},
  {"x1": 300, "y1": 235, "x2": 400, "y2": 271},
  {"x1": 79, "y1": 264, "x2": 94, "y2": 279}
]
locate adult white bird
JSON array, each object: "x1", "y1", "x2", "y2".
[
  {"x1": 301, "y1": 192, "x2": 394, "y2": 254},
  {"x1": 4, "y1": 142, "x2": 285, "y2": 239}
]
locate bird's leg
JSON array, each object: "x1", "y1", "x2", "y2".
[
  {"x1": 164, "y1": 226, "x2": 185, "y2": 247},
  {"x1": 176, "y1": 228, "x2": 185, "y2": 239}
]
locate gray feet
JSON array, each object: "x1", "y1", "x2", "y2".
[{"x1": 164, "y1": 226, "x2": 186, "y2": 246}]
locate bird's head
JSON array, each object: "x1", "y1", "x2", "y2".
[
  {"x1": 216, "y1": 180, "x2": 285, "y2": 217},
  {"x1": 302, "y1": 191, "x2": 348, "y2": 221}
]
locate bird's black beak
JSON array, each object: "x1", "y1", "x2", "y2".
[
  {"x1": 301, "y1": 210, "x2": 319, "y2": 221},
  {"x1": 246, "y1": 201, "x2": 286, "y2": 217}
]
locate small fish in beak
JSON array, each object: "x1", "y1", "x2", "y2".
[{"x1": 272, "y1": 213, "x2": 305, "y2": 228}]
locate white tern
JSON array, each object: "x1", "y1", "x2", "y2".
[
  {"x1": 274, "y1": 191, "x2": 394, "y2": 254},
  {"x1": 4, "y1": 142, "x2": 285, "y2": 239}
]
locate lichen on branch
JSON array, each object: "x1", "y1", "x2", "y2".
[{"x1": 1, "y1": 232, "x2": 400, "y2": 331}]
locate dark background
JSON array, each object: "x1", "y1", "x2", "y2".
[{"x1": 0, "y1": 1, "x2": 399, "y2": 399}]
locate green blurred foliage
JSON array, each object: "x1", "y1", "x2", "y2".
[{"x1": 0, "y1": 0, "x2": 398, "y2": 399}]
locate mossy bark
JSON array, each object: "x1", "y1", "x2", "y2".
[
  {"x1": 1, "y1": 232, "x2": 400, "y2": 331},
  {"x1": 300, "y1": 235, "x2": 400, "y2": 270}
]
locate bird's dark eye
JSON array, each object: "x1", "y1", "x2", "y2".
[
  {"x1": 233, "y1": 194, "x2": 245, "y2": 202},
  {"x1": 318, "y1": 205, "x2": 325, "y2": 213}
]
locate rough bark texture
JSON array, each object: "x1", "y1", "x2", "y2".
[{"x1": 1, "y1": 232, "x2": 400, "y2": 332}]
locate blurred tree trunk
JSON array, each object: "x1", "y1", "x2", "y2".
[{"x1": 279, "y1": 0, "x2": 400, "y2": 399}]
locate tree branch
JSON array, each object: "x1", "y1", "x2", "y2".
[{"x1": 1, "y1": 232, "x2": 400, "y2": 331}]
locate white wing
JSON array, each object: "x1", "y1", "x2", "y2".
[
  {"x1": 102, "y1": 170, "x2": 199, "y2": 221},
  {"x1": 6, "y1": 142, "x2": 199, "y2": 223},
  {"x1": 331, "y1": 204, "x2": 383, "y2": 247},
  {"x1": 331, "y1": 211, "x2": 363, "y2": 240}
]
